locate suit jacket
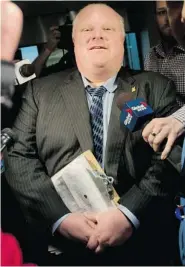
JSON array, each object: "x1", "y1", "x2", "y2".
[{"x1": 5, "y1": 68, "x2": 180, "y2": 231}]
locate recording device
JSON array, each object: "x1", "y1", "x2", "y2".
[
  {"x1": 57, "y1": 10, "x2": 76, "y2": 50},
  {"x1": 117, "y1": 92, "x2": 154, "y2": 132},
  {"x1": 58, "y1": 25, "x2": 73, "y2": 50},
  {"x1": 1, "y1": 128, "x2": 18, "y2": 152},
  {"x1": 117, "y1": 93, "x2": 183, "y2": 174},
  {"x1": 14, "y1": 59, "x2": 36, "y2": 85}
]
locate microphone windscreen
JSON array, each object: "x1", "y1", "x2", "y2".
[
  {"x1": 20, "y1": 64, "x2": 35, "y2": 77},
  {"x1": 116, "y1": 92, "x2": 133, "y2": 110}
]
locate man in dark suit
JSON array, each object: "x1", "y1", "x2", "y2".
[{"x1": 5, "y1": 3, "x2": 180, "y2": 265}]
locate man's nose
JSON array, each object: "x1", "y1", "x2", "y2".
[
  {"x1": 164, "y1": 14, "x2": 170, "y2": 25},
  {"x1": 92, "y1": 29, "x2": 104, "y2": 40}
]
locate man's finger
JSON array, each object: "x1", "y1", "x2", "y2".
[
  {"x1": 147, "y1": 133, "x2": 155, "y2": 148},
  {"x1": 142, "y1": 122, "x2": 154, "y2": 142},
  {"x1": 84, "y1": 212, "x2": 98, "y2": 223},
  {"x1": 161, "y1": 133, "x2": 176, "y2": 160},
  {"x1": 152, "y1": 128, "x2": 169, "y2": 152},
  {"x1": 86, "y1": 234, "x2": 99, "y2": 250},
  {"x1": 95, "y1": 243, "x2": 106, "y2": 254},
  {"x1": 53, "y1": 30, "x2": 61, "y2": 36},
  {"x1": 50, "y1": 26, "x2": 59, "y2": 31}
]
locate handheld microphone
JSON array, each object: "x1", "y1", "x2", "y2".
[
  {"x1": 19, "y1": 63, "x2": 35, "y2": 78},
  {"x1": 117, "y1": 93, "x2": 182, "y2": 174},
  {"x1": 117, "y1": 93, "x2": 154, "y2": 132},
  {"x1": 14, "y1": 59, "x2": 36, "y2": 85},
  {"x1": 1, "y1": 128, "x2": 18, "y2": 152}
]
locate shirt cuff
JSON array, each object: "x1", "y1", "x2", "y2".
[
  {"x1": 171, "y1": 106, "x2": 185, "y2": 127},
  {"x1": 52, "y1": 214, "x2": 71, "y2": 235},
  {"x1": 118, "y1": 204, "x2": 140, "y2": 229}
]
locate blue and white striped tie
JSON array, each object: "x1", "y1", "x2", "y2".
[{"x1": 87, "y1": 86, "x2": 107, "y2": 165}]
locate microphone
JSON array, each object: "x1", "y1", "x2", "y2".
[
  {"x1": 19, "y1": 63, "x2": 35, "y2": 78},
  {"x1": 1, "y1": 128, "x2": 18, "y2": 152},
  {"x1": 14, "y1": 59, "x2": 36, "y2": 85},
  {"x1": 117, "y1": 93, "x2": 154, "y2": 132},
  {"x1": 117, "y1": 93, "x2": 182, "y2": 174}
]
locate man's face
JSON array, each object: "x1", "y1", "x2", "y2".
[
  {"x1": 73, "y1": 5, "x2": 124, "y2": 73},
  {"x1": 156, "y1": 1, "x2": 172, "y2": 39},
  {"x1": 167, "y1": 1, "x2": 185, "y2": 47},
  {"x1": 182, "y1": 1, "x2": 185, "y2": 21}
]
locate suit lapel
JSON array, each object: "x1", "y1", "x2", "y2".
[
  {"x1": 104, "y1": 75, "x2": 139, "y2": 180},
  {"x1": 60, "y1": 70, "x2": 93, "y2": 152}
]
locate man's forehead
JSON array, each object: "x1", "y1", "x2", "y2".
[
  {"x1": 77, "y1": 5, "x2": 120, "y2": 21},
  {"x1": 156, "y1": 1, "x2": 167, "y2": 9}
]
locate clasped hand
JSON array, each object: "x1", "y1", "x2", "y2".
[{"x1": 59, "y1": 208, "x2": 133, "y2": 254}]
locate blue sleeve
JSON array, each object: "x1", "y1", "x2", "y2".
[
  {"x1": 52, "y1": 213, "x2": 71, "y2": 234},
  {"x1": 118, "y1": 204, "x2": 140, "y2": 229}
]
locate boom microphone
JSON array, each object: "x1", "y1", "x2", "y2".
[{"x1": 1, "y1": 128, "x2": 18, "y2": 152}]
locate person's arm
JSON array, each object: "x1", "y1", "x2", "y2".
[
  {"x1": 31, "y1": 26, "x2": 61, "y2": 77},
  {"x1": 1, "y1": 0, "x2": 23, "y2": 62},
  {"x1": 5, "y1": 80, "x2": 70, "y2": 230},
  {"x1": 171, "y1": 106, "x2": 185, "y2": 126}
]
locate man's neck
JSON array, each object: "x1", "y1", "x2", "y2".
[
  {"x1": 161, "y1": 37, "x2": 177, "y2": 54},
  {"x1": 81, "y1": 66, "x2": 120, "y2": 86}
]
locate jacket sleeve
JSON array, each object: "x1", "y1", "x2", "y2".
[
  {"x1": 171, "y1": 105, "x2": 185, "y2": 126},
  {"x1": 5, "y1": 80, "x2": 70, "y2": 230}
]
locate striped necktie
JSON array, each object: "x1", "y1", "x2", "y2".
[{"x1": 86, "y1": 85, "x2": 107, "y2": 165}]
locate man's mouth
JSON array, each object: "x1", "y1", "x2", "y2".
[{"x1": 89, "y1": 46, "x2": 107, "y2": 50}]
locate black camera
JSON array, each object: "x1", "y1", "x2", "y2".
[{"x1": 58, "y1": 25, "x2": 73, "y2": 50}]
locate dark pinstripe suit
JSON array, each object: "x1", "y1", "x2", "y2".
[{"x1": 5, "y1": 69, "x2": 181, "y2": 264}]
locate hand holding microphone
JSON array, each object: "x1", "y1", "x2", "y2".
[
  {"x1": 117, "y1": 93, "x2": 183, "y2": 173},
  {"x1": 142, "y1": 116, "x2": 185, "y2": 160}
]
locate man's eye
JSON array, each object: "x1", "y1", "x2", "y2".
[
  {"x1": 82, "y1": 28, "x2": 91, "y2": 32},
  {"x1": 157, "y1": 10, "x2": 167, "y2": 16},
  {"x1": 104, "y1": 28, "x2": 111, "y2": 31}
]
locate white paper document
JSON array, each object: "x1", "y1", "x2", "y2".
[{"x1": 51, "y1": 151, "x2": 118, "y2": 213}]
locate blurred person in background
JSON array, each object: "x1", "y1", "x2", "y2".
[
  {"x1": 1, "y1": 0, "x2": 36, "y2": 265},
  {"x1": 144, "y1": 1, "x2": 185, "y2": 107},
  {"x1": 31, "y1": 25, "x2": 76, "y2": 78}
]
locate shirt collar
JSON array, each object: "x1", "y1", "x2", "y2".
[
  {"x1": 81, "y1": 73, "x2": 118, "y2": 93},
  {"x1": 154, "y1": 41, "x2": 185, "y2": 58}
]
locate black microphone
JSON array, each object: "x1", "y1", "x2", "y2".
[
  {"x1": 19, "y1": 64, "x2": 35, "y2": 78},
  {"x1": 14, "y1": 60, "x2": 36, "y2": 85},
  {"x1": 1, "y1": 128, "x2": 18, "y2": 152},
  {"x1": 117, "y1": 93, "x2": 182, "y2": 174}
]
